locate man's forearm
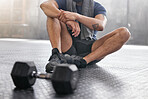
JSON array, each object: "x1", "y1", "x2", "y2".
[
  {"x1": 40, "y1": 1, "x2": 61, "y2": 18},
  {"x1": 76, "y1": 14, "x2": 107, "y2": 31}
]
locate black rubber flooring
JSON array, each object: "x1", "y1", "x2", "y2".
[{"x1": 0, "y1": 38, "x2": 148, "y2": 99}]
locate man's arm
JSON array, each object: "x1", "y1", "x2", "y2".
[
  {"x1": 40, "y1": 1, "x2": 80, "y2": 37},
  {"x1": 59, "y1": 10, "x2": 107, "y2": 31},
  {"x1": 77, "y1": 14, "x2": 107, "y2": 31},
  {"x1": 40, "y1": 0, "x2": 61, "y2": 18}
]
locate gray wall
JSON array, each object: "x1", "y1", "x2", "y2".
[
  {"x1": 0, "y1": 0, "x2": 48, "y2": 39},
  {"x1": 97, "y1": 0, "x2": 148, "y2": 45},
  {"x1": 0, "y1": 0, "x2": 148, "y2": 45}
]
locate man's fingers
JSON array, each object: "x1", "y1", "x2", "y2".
[
  {"x1": 73, "y1": 24, "x2": 78, "y2": 35},
  {"x1": 59, "y1": 10, "x2": 68, "y2": 23},
  {"x1": 64, "y1": 13, "x2": 69, "y2": 20},
  {"x1": 72, "y1": 24, "x2": 77, "y2": 35},
  {"x1": 61, "y1": 16, "x2": 66, "y2": 23},
  {"x1": 58, "y1": 10, "x2": 63, "y2": 20},
  {"x1": 72, "y1": 30, "x2": 79, "y2": 37},
  {"x1": 67, "y1": 24, "x2": 72, "y2": 30},
  {"x1": 72, "y1": 23, "x2": 80, "y2": 37},
  {"x1": 76, "y1": 25, "x2": 80, "y2": 36},
  {"x1": 72, "y1": 31, "x2": 77, "y2": 37},
  {"x1": 66, "y1": 21, "x2": 80, "y2": 37},
  {"x1": 59, "y1": 10, "x2": 66, "y2": 22},
  {"x1": 72, "y1": 28, "x2": 76, "y2": 34},
  {"x1": 60, "y1": 10, "x2": 66, "y2": 22},
  {"x1": 75, "y1": 23, "x2": 80, "y2": 37},
  {"x1": 71, "y1": 24, "x2": 75, "y2": 33}
]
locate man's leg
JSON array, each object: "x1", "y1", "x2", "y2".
[
  {"x1": 83, "y1": 27, "x2": 131, "y2": 64},
  {"x1": 46, "y1": 17, "x2": 72, "y2": 53},
  {"x1": 46, "y1": 17, "x2": 73, "y2": 72}
]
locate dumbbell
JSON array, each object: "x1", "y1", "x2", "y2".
[{"x1": 11, "y1": 61, "x2": 79, "y2": 94}]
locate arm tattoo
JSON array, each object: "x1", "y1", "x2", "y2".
[{"x1": 92, "y1": 24, "x2": 99, "y2": 30}]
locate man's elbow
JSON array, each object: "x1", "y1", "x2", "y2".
[
  {"x1": 95, "y1": 25, "x2": 104, "y2": 31},
  {"x1": 98, "y1": 18, "x2": 107, "y2": 31},
  {"x1": 98, "y1": 25, "x2": 104, "y2": 31},
  {"x1": 93, "y1": 21, "x2": 106, "y2": 31},
  {"x1": 40, "y1": 1, "x2": 49, "y2": 11},
  {"x1": 98, "y1": 21, "x2": 107, "y2": 31}
]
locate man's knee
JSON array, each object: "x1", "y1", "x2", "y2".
[{"x1": 117, "y1": 27, "x2": 131, "y2": 42}]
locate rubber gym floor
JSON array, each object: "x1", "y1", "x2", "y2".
[{"x1": 0, "y1": 38, "x2": 148, "y2": 99}]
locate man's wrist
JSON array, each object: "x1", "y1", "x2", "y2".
[
  {"x1": 76, "y1": 13, "x2": 81, "y2": 20},
  {"x1": 56, "y1": 10, "x2": 61, "y2": 18}
]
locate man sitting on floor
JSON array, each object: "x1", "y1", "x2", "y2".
[{"x1": 40, "y1": 0, "x2": 131, "y2": 73}]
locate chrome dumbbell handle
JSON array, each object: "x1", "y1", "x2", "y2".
[{"x1": 32, "y1": 71, "x2": 52, "y2": 79}]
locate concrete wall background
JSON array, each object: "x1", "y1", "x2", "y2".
[
  {"x1": 0, "y1": 0, "x2": 148, "y2": 45},
  {"x1": 97, "y1": 0, "x2": 148, "y2": 45}
]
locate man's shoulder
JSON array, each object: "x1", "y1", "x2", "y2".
[
  {"x1": 93, "y1": 1, "x2": 106, "y2": 17},
  {"x1": 94, "y1": 1, "x2": 103, "y2": 8}
]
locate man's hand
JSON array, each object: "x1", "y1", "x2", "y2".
[
  {"x1": 58, "y1": 9, "x2": 79, "y2": 23},
  {"x1": 66, "y1": 21, "x2": 80, "y2": 37},
  {"x1": 58, "y1": 10, "x2": 80, "y2": 37}
]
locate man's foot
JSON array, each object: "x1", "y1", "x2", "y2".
[
  {"x1": 64, "y1": 54, "x2": 87, "y2": 68},
  {"x1": 46, "y1": 48, "x2": 66, "y2": 73}
]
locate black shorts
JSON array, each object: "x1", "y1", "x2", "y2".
[
  {"x1": 63, "y1": 30, "x2": 101, "y2": 64},
  {"x1": 64, "y1": 38, "x2": 95, "y2": 57}
]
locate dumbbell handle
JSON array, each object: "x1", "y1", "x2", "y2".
[{"x1": 32, "y1": 71, "x2": 52, "y2": 79}]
